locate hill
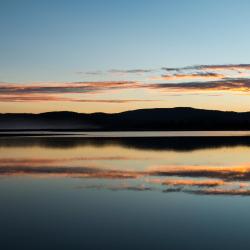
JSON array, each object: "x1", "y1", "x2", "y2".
[{"x1": 1, "y1": 107, "x2": 250, "y2": 130}]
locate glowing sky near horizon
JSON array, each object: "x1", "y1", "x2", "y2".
[{"x1": 1, "y1": 0, "x2": 250, "y2": 113}]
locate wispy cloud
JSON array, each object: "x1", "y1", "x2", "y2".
[
  {"x1": 109, "y1": 69, "x2": 155, "y2": 74},
  {"x1": 73, "y1": 99, "x2": 158, "y2": 103},
  {"x1": 0, "y1": 95, "x2": 157, "y2": 103},
  {"x1": 0, "y1": 94, "x2": 69, "y2": 102},
  {"x1": 0, "y1": 81, "x2": 138, "y2": 94},
  {"x1": 77, "y1": 70, "x2": 104, "y2": 75},
  {"x1": 0, "y1": 81, "x2": 144, "y2": 102},
  {"x1": 2, "y1": 75, "x2": 250, "y2": 103},
  {"x1": 77, "y1": 68, "x2": 155, "y2": 76},
  {"x1": 2, "y1": 78, "x2": 250, "y2": 96},
  {"x1": 149, "y1": 78, "x2": 250, "y2": 92},
  {"x1": 160, "y1": 72, "x2": 225, "y2": 81},
  {"x1": 162, "y1": 64, "x2": 250, "y2": 72}
]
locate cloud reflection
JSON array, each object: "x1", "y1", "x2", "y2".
[
  {"x1": 149, "y1": 164, "x2": 250, "y2": 181},
  {"x1": 78, "y1": 184, "x2": 154, "y2": 192},
  {"x1": 149, "y1": 178, "x2": 225, "y2": 187},
  {"x1": 1, "y1": 161, "x2": 250, "y2": 196},
  {"x1": 1, "y1": 136, "x2": 250, "y2": 196}
]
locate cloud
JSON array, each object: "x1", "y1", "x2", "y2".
[
  {"x1": 2, "y1": 76, "x2": 250, "y2": 103},
  {"x1": 0, "y1": 95, "x2": 69, "y2": 102},
  {"x1": 162, "y1": 64, "x2": 250, "y2": 72},
  {"x1": 0, "y1": 81, "x2": 138, "y2": 95},
  {"x1": 2, "y1": 78, "x2": 250, "y2": 97},
  {"x1": 72, "y1": 99, "x2": 158, "y2": 103},
  {"x1": 160, "y1": 72, "x2": 225, "y2": 81},
  {"x1": 149, "y1": 78, "x2": 250, "y2": 92},
  {"x1": 77, "y1": 69, "x2": 155, "y2": 76},
  {"x1": 200, "y1": 64, "x2": 250, "y2": 71},
  {"x1": 109, "y1": 69, "x2": 155, "y2": 74},
  {"x1": 0, "y1": 81, "x2": 147, "y2": 102},
  {"x1": 0, "y1": 95, "x2": 157, "y2": 103},
  {"x1": 77, "y1": 70, "x2": 104, "y2": 75},
  {"x1": 159, "y1": 64, "x2": 250, "y2": 83}
]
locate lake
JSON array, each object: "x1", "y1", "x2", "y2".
[{"x1": 1, "y1": 132, "x2": 250, "y2": 249}]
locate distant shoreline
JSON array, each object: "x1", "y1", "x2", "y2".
[
  {"x1": 2, "y1": 107, "x2": 250, "y2": 131},
  {"x1": 2, "y1": 131, "x2": 250, "y2": 138}
]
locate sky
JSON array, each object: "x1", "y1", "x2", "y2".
[{"x1": 1, "y1": 0, "x2": 250, "y2": 113}]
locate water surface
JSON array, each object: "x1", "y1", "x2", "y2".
[
  {"x1": 2, "y1": 130, "x2": 250, "y2": 137},
  {"x1": 1, "y1": 133, "x2": 250, "y2": 249}
]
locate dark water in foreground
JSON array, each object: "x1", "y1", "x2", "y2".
[{"x1": 1, "y1": 133, "x2": 250, "y2": 249}]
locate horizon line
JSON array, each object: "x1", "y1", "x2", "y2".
[{"x1": 1, "y1": 106, "x2": 250, "y2": 115}]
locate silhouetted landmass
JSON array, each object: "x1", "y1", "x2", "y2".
[{"x1": 1, "y1": 107, "x2": 250, "y2": 130}]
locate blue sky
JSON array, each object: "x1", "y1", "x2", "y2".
[
  {"x1": 1, "y1": 0, "x2": 250, "y2": 82},
  {"x1": 1, "y1": 0, "x2": 250, "y2": 113}
]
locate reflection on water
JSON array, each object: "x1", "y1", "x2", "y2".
[
  {"x1": 1, "y1": 135, "x2": 250, "y2": 195},
  {"x1": 1, "y1": 134, "x2": 250, "y2": 249},
  {"x1": 2, "y1": 130, "x2": 250, "y2": 137}
]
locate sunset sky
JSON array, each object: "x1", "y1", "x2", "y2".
[{"x1": 1, "y1": 0, "x2": 250, "y2": 113}]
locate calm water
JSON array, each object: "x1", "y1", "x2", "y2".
[
  {"x1": 1, "y1": 133, "x2": 250, "y2": 249},
  {"x1": 2, "y1": 130, "x2": 250, "y2": 137}
]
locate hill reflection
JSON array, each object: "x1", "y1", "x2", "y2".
[
  {"x1": 1, "y1": 136, "x2": 250, "y2": 151},
  {"x1": 1, "y1": 135, "x2": 250, "y2": 196}
]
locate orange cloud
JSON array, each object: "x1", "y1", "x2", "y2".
[
  {"x1": 0, "y1": 94, "x2": 157, "y2": 103},
  {"x1": 0, "y1": 81, "x2": 140, "y2": 95},
  {"x1": 2, "y1": 77, "x2": 250, "y2": 104}
]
